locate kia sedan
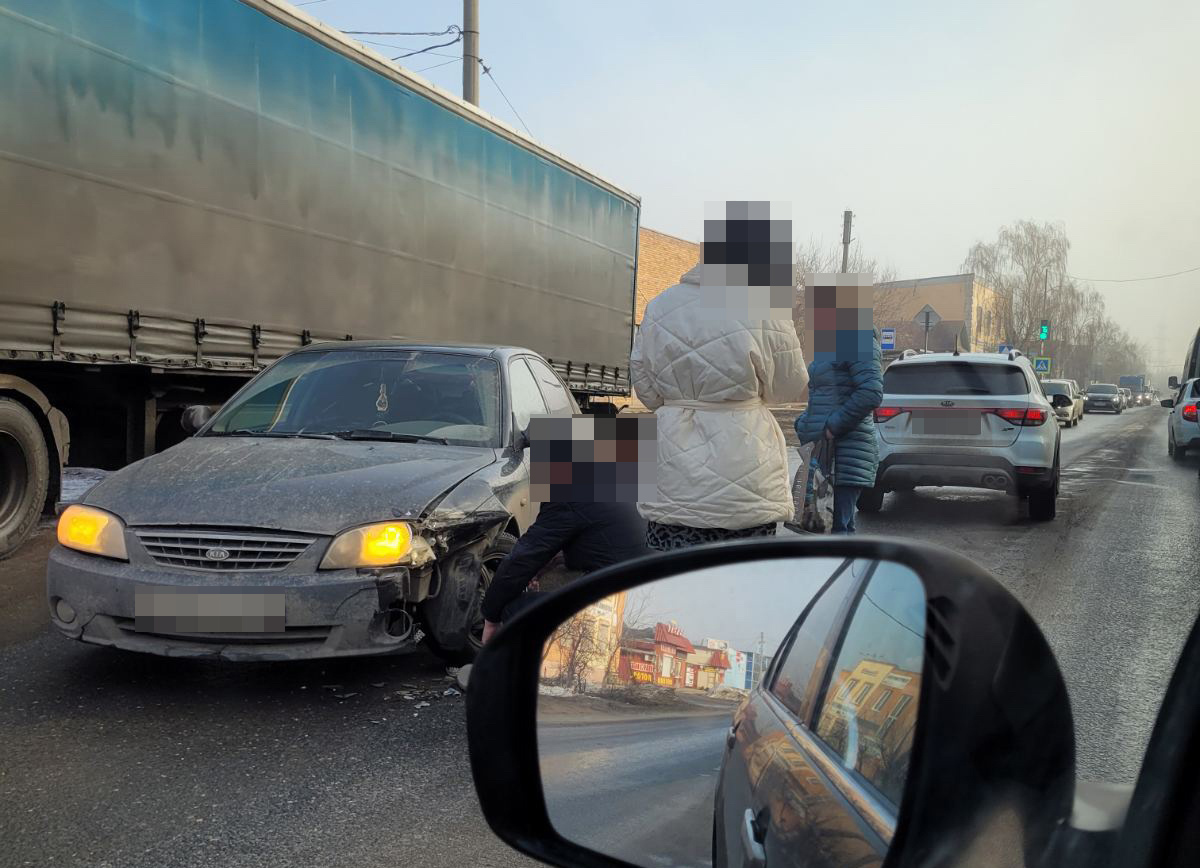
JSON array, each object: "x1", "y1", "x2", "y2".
[{"x1": 46, "y1": 342, "x2": 575, "y2": 662}]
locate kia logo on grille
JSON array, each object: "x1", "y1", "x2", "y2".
[
  {"x1": 204, "y1": 547, "x2": 231, "y2": 561},
  {"x1": 940, "y1": 400, "x2": 955, "y2": 407}
]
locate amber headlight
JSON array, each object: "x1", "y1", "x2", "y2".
[
  {"x1": 319, "y1": 521, "x2": 433, "y2": 569},
  {"x1": 56, "y1": 505, "x2": 128, "y2": 561}
]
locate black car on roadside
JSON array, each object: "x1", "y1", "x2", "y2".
[{"x1": 47, "y1": 342, "x2": 575, "y2": 663}]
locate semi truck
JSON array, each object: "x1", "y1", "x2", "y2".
[
  {"x1": 1119, "y1": 375, "x2": 1150, "y2": 405},
  {"x1": 0, "y1": 0, "x2": 640, "y2": 558}
]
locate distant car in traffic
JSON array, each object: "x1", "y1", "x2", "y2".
[
  {"x1": 1041, "y1": 379, "x2": 1084, "y2": 427},
  {"x1": 862, "y1": 349, "x2": 1061, "y2": 520},
  {"x1": 1085, "y1": 383, "x2": 1122, "y2": 414},
  {"x1": 47, "y1": 342, "x2": 577, "y2": 663},
  {"x1": 1163, "y1": 378, "x2": 1200, "y2": 461}
]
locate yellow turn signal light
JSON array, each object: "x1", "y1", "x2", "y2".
[{"x1": 57, "y1": 504, "x2": 129, "y2": 560}]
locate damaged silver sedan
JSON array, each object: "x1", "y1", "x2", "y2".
[{"x1": 46, "y1": 342, "x2": 574, "y2": 662}]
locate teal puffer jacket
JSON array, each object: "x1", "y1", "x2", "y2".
[{"x1": 794, "y1": 336, "x2": 884, "y2": 488}]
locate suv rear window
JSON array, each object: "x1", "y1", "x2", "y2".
[
  {"x1": 883, "y1": 362, "x2": 1029, "y2": 396},
  {"x1": 1091, "y1": 384, "x2": 1118, "y2": 394}
]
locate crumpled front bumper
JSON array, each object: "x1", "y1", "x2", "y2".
[{"x1": 46, "y1": 545, "x2": 421, "y2": 661}]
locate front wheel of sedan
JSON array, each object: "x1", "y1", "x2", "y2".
[{"x1": 423, "y1": 531, "x2": 517, "y2": 666}]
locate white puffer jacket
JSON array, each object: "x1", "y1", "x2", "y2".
[{"x1": 630, "y1": 265, "x2": 809, "y2": 529}]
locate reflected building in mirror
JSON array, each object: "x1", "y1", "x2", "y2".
[
  {"x1": 818, "y1": 657, "x2": 920, "y2": 790},
  {"x1": 539, "y1": 591, "x2": 627, "y2": 692}
]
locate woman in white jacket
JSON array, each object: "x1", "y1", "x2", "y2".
[{"x1": 630, "y1": 263, "x2": 810, "y2": 550}]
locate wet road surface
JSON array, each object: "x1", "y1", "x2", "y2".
[
  {"x1": 1, "y1": 405, "x2": 1195, "y2": 866},
  {"x1": 540, "y1": 713, "x2": 732, "y2": 868}
]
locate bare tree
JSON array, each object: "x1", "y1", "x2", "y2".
[{"x1": 542, "y1": 613, "x2": 609, "y2": 693}]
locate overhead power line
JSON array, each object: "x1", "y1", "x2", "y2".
[
  {"x1": 343, "y1": 26, "x2": 460, "y2": 37},
  {"x1": 1069, "y1": 264, "x2": 1200, "y2": 283},
  {"x1": 479, "y1": 61, "x2": 533, "y2": 139},
  {"x1": 391, "y1": 30, "x2": 462, "y2": 60},
  {"x1": 416, "y1": 57, "x2": 462, "y2": 74}
]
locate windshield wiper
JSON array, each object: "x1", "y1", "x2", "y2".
[
  {"x1": 207, "y1": 429, "x2": 337, "y2": 440},
  {"x1": 329, "y1": 429, "x2": 449, "y2": 445}
]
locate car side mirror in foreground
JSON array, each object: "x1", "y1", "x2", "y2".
[
  {"x1": 1168, "y1": 376, "x2": 1179, "y2": 389},
  {"x1": 180, "y1": 405, "x2": 215, "y2": 434},
  {"x1": 466, "y1": 538, "x2": 1080, "y2": 868},
  {"x1": 1161, "y1": 399, "x2": 1175, "y2": 408},
  {"x1": 1051, "y1": 394, "x2": 1072, "y2": 408}
]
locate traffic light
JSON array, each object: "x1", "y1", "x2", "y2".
[{"x1": 1039, "y1": 319, "x2": 1050, "y2": 341}]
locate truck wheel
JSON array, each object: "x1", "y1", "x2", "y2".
[
  {"x1": 0, "y1": 398, "x2": 50, "y2": 560},
  {"x1": 424, "y1": 531, "x2": 517, "y2": 666},
  {"x1": 856, "y1": 485, "x2": 886, "y2": 513}
]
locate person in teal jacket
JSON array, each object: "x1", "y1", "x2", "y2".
[{"x1": 794, "y1": 330, "x2": 884, "y2": 533}]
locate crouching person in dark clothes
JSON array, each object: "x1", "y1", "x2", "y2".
[
  {"x1": 479, "y1": 500, "x2": 648, "y2": 643},
  {"x1": 478, "y1": 413, "x2": 657, "y2": 644}
]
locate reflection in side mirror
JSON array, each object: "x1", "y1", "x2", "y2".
[
  {"x1": 536, "y1": 557, "x2": 925, "y2": 868},
  {"x1": 180, "y1": 405, "x2": 215, "y2": 434},
  {"x1": 1161, "y1": 399, "x2": 1175, "y2": 408}
]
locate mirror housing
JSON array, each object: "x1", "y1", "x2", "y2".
[
  {"x1": 1169, "y1": 376, "x2": 1179, "y2": 389},
  {"x1": 1161, "y1": 398, "x2": 1175, "y2": 408},
  {"x1": 466, "y1": 538, "x2": 1076, "y2": 868},
  {"x1": 1051, "y1": 394, "x2": 1072, "y2": 408},
  {"x1": 511, "y1": 413, "x2": 531, "y2": 451},
  {"x1": 180, "y1": 405, "x2": 216, "y2": 435}
]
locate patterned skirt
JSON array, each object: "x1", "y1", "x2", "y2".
[{"x1": 646, "y1": 521, "x2": 777, "y2": 552}]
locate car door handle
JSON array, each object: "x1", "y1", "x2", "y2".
[{"x1": 741, "y1": 809, "x2": 767, "y2": 868}]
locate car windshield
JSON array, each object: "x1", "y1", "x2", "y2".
[
  {"x1": 206, "y1": 349, "x2": 502, "y2": 447},
  {"x1": 883, "y1": 362, "x2": 1029, "y2": 395},
  {"x1": 1091, "y1": 384, "x2": 1118, "y2": 394}
]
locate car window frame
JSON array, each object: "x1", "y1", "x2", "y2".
[
  {"x1": 507, "y1": 357, "x2": 549, "y2": 439},
  {"x1": 523, "y1": 355, "x2": 578, "y2": 416},
  {"x1": 762, "y1": 558, "x2": 858, "y2": 717},
  {"x1": 806, "y1": 561, "x2": 923, "y2": 813}
]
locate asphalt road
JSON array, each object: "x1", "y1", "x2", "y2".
[
  {"x1": 539, "y1": 713, "x2": 732, "y2": 868},
  {"x1": 1, "y1": 404, "x2": 1196, "y2": 867}
]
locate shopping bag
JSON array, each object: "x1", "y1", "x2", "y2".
[{"x1": 790, "y1": 438, "x2": 836, "y2": 534}]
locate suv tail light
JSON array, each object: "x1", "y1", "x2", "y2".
[
  {"x1": 875, "y1": 406, "x2": 904, "y2": 422},
  {"x1": 991, "y1": 407, "x2": 1048, "y2": 426},
  {"x1": 1184, "y1": 404, "x2": 1198, "y2": 422}
]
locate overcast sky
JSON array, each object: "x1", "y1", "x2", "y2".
[{"x1": 304, "y1": 0, "x2": 1199, "y2": 375}]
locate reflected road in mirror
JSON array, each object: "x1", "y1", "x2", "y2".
[{"x1": 535, "y1": 557, "x2": 847, "y2": 868}]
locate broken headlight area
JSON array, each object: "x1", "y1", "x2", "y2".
[{"x1": 319, "y1": 521, "x2": 436, "y2": 570}]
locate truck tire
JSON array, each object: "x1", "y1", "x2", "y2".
[
  {"x1": 0, "y1": 398, "x2": 50, "y2": 560},
  {"x1": 423, "y1": 531, "x2": 517, "y2": 666}
]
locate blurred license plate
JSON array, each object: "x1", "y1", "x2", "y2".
[
  {"x1": 134, "y1": 589, "x2": 285, "y2": 633},
  {"x1": 914, "y1": 412, "x2": 982, "y2": 436}
]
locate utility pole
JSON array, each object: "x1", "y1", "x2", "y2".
[
  {"x1": 840, "y1": 210, "x2": 853, "y2": 273},
  {"x1": 462, "y1": 0, "x2": 480, "y2": 106}
]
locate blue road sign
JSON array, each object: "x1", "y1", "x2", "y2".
[
  {"x1": 880, "y1": 327, "x2": 896, "y2": 351},
  {"x1": 998, "y1": 343, "x2": 1013, "y2": 354},
  {"x1": 1034, "y1": 356, "x2": 1051, "y2": 373}
]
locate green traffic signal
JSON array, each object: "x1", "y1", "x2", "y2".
[{"x1": 1039, "y1": 320, "x2": 1049, "y2": 341}]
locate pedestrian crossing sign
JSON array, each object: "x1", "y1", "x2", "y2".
[{"x1": 1034, "y1": 356, "x2": 1051, "y2": 373}]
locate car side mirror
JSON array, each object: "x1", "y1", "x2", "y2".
[
  {"x1": 180, "y1": 405, "x2": 216, "y2": 434},
  {"x1": 1051, "y1": 394, "x2": 1071, "y2": 408},
  {"x1": 1161, "y1": 398, "x2": 1175, "y2": 408},
  {"x1": 1169, "y1": 376, "x2": 1179, "y2": 389},
  {"x1": 512, "y1": 414, "x2": 531, "y2": 451},
  {"x1": 466, "y1": 539, "x2": 1076, "y2": 868}
]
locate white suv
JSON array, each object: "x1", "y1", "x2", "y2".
[
  {"x1": 1163, "y1": 378, "x2": 1200, "y2": 461},
  {"x1": 861, "y1": 350, "x2": 1061, "y2": 520}
]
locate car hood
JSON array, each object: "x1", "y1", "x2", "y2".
[{"x1": 84, "y1": 436, "x2": 499, "y2": 535}]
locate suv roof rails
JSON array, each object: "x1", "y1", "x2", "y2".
[{"x1": 1008, "y1": 349, "x2": 1024, "y2": 361}]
